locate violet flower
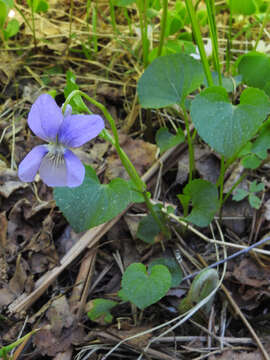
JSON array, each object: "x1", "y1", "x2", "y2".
[{"x1": 18, "y1": 94, "x2": 104, "y2": 187}]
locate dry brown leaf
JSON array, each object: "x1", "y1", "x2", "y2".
[
  {"x1": 0, "y1": 169, "x2": 28, "y2": 198},
  {"x1": 105, "y1": 133, "x2": 157, "y2": 181},
  {"x1": 0, "y1": 52, "x2": 26, "y2": 85},
  {"x1": 0, "y1": 287, "x2": 16, "y2": 307},
  {"x1": 223, "y1": 163, "x2": 247, "y2": 194},
  {"x1": 210, "y1": 342, "x2": 270, "y2": 359},
  {"x1": 33, "y1": 297, "x2": 75, "y2": 356},
  {"x1": 33, "y1": 325, "x2": 74, "y2": 357},
  {"x1": 47, "y1": 296, "x2": 74, "y2": 337},
  {"x1": 109, "y1": 326, "x2": 152, "y2": 348},
  {"x1": 222, "y1": 198, "x2": 253, "y2": 235},
  {"x1": 0, "y1": 211, "x2": 8, "y2": 248},
  {"x1": 233, "y1": 258, "x2": 270, "y2": 288},
  {"x1": 9, "y1": 255, "x2": 28, "y2": 295},
  {"x1": 177, "y1": 145, "x2": 220, "y2": 185}
]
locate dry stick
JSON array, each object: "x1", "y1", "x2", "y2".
[
  {"x1": 69, "y1": 248, "x2": 97, "y2": 321},
  {"x1": 96, "y1": 331, "x2": 178, "y2": 360},
  {"x1": 167, "y1": 212, "x2": 270, "y2": 256},
  {"x1": 181, "y1": 235, "x2": 270, "y2": 283},
  {"x1": 158, "y1": 336, "x2": 254, "y2": 345},
  {"x1": 9, "y1": 142, "x2": 187, "y2": 314},
  {"x1": 223, "y1": 284, "x2": 270, "y2": 360}
]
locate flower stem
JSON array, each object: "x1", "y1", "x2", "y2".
[
  {"x1": 182, "y1": 102, "x2": 194, "y2": 183},
  {"x1": 185, "y1": 0, "x2": 213, "y2": 86},
  {"x1": 157, "y1": 0, "x2": 168, "y2": 57},
  {"x1": 63, "y1": 90, "x2": 169, "y2": 238}
]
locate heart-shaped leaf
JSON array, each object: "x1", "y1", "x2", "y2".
[
  {"x1": 179, "y1": 179, "x2": 219, "y2": 227},
  {"x1": 138, "y1": 53, "x2": 204, "y2": 108},
  {"x1": 190, "y1": 86, "x2": 270, "y2": 159},
  {"x1": 118, "y1": 263, "x2": 171, "y2": 309},
  {"x1": 238, "y1": 52, "x2": 270, "y2": 95},
  {"x1": 87, "y1": 298, "x2": 117, "y2": 324},
  {"x1": 149, "y1": 257, "x2": 183, "y2": 288},
  {"x1": 54, "y1": 165, "x2": 144, "y2": 232}
]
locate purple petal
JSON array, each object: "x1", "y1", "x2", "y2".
[
  {"x1": 38, "y1": 149, "x2": 84, "y2": 187},
  {"x1": 28, "y1": 94, "x2": 63, "y2": 141},
  {"x1": 58, "y1": 114, "x2": 104, "y2": 148},
  {"x1": 39, "y1": 152, "x2": 67, "y2": 187},
  {"x1": 64, "y1": 150, "x2": 85, "y2": 187},
  {"x1": 18, "y1": 145, "x2": 48, "y2": 182}
]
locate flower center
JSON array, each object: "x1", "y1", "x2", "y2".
[{"x1": 46, "y1": 143, "x2": 66, "y2": 167}]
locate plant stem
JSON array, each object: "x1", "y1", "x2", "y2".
[
  {"x1": 137, "y1": 0, "x2": 149, "y2": 68},
  {"x1": 109, "y1": 0, "x2": 118, "y2": 34},
  {"x1": 143, "y1": 191, "x2": 170, "y2": 239},
  {"x1": 67, "y1": 0, "x2": 74, "y2": 55},
  {"x1": 205, "y1": 0, "x2": 222, "y2": 85},
  {"x1": 157, "y1": 0, "x2": 168, "y2": 57},
  {"x1": 185, "y1": 0, "x2": 213, "y2": 86},
  {"x1": 225, "y1": 0, "x2": 233, "y2": 74},
  {"x1": 92, "y1": 1, "x2": 98, "y2": 52},
  {"x1": 222, "y1": 173, "x2": 247, "y2": 205},
  {"x1": 30, "y1": 1, "x2": 37, "y2": 49},
  {"x1": 63, "y1": 90, "x2": 169, "y2": 238},
  {"x1": 85, "y1": 0, "x2": 92, "y2": 51},
  {"x1": 218, "y1": 156, "x2": 225, "y2": 209},
  {"x1": 182, "y1": 102, "x2": 194, "y2": 183},
  {"x1": 0, "y1": 29, "x2": 7, "y2": 48},
  {"x1": 14, "y1": 2, "x2": 33, "y2": 35},
  {"x1": 254, "y1": 1, "x2": 270, "y2": 50}
]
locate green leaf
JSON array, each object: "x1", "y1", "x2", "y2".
[
  {"x1": 136, "y1": 204, "x2": 165, "y2": 244},
  {"x1": 54, "y1": 165, "x2": 144, "y2": 232},
  {"x1": 249, "y1": 180, "x2": 264, "y2": 193},
  {"x1": 0, "y1": 1, "x2": 8, "y2": 28},
  {"x1": 112, "y1": 0, "x2": 135, "y2": 5},
  {"x1": 181, "y1": 179, "x2": 219, "y2": 227},
  {"x1": 64, "y1": 70, "x2": 89, "y2": 114},
  {"x1": 148, "y1": 40, "x2": 196, "y2": 63},
  {"x1": 228, "y1": 0, "x2": 257, "y2": 15},
  {"x1": 27, "y1": 0, "x2": 48, "y2": 12},
  {"x1": 242, "y1": 154, "x2": 262, "y2": 169},
  {"x1": 155, "y1": 127, "x2": 185, "y2": 154},
  {"x1": 232, "y1": 189, "x2": 249, "y2": 201},
  {"x1": 190, "y1": 86, "x2": 270, "y2": 159},
  {"x1": 87, "y1": 299, "x2": 117, "y2": 324},
  {"x1": 204, "y1": 72, "x2": 242, "y2": 93},
  {"x1": 177, "y1": 193, "x2": 190, "y2": 218},
  {"x1": 1, "y1": 0, "x2": 13, "y2": 7},
  {"x1": 249, "y1": 194, "x2": 262, "y2": 209},
  {"x1": 178, "y1": 269, "x2": 219, "y2": 318},
  {"x1": 118, "y1": 263, "x2": 171, "y2": 309},
  {"x1": 136, "y1": 212, "x2": 160, "y2": 244},
  {"x1": 149, "y1": 257, "x2": 183, "y2": 287},
  {"x1": 138, "y1": 53, "x2": 204, "y2": 108},
  {"x1": 238, "y1": 52, "x2": 270, "y2": 96},
  {"x1": 251, "y1": 122, "x2": 270, "y2": 160},
  {"x1": 35, "y1": 0, "x2": 48, "y2": 12},
  {"x1": 3, "y1": 18, "x2": 19, "y2": 40}
]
